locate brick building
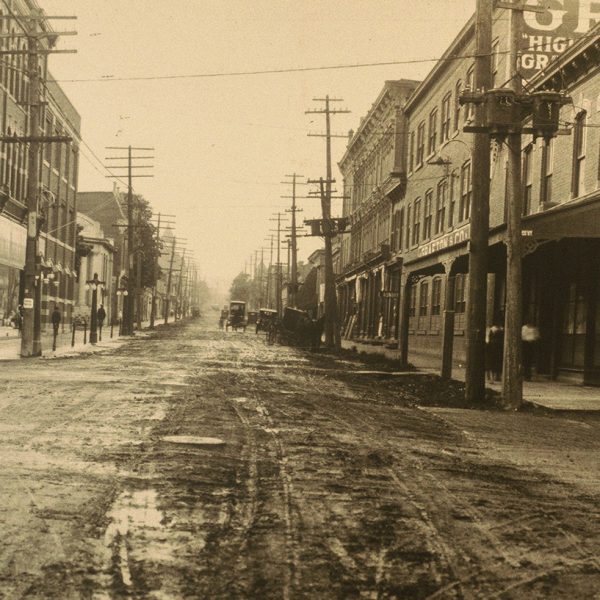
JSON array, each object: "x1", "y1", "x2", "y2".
[
  {"x1": 338, "y1": 8, "x2": 600, "y2": 385},
  {"x1": 0, "y1": 0, "x2": 81, "y2": 329}
]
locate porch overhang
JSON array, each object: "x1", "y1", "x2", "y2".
[{"x1": 523, "y1": 196, "x2": 600, "y2": 239}]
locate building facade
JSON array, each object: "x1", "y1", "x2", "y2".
[
  {"x1": 338, "y1": 9, "x2": 600, "y2": 385},
  {"x1": 0, "y1": 0, "x2": 81, "y2": 329}
]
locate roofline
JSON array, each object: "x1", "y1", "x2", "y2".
[
  {"x1": 404, "y1": 13, "x2": 475, "y2": 114},
  {"x1": 339, "y1": 79, "x2": 420, "y2": 167}
]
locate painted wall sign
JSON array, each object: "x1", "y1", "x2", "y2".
[
  {"x1": 417, "y1": 225, "x2": 470, "y2": 258},
  {"x1": 521, "y1": 0, "x2": 600, "y2": 79}
]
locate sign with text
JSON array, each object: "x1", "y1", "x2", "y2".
[
  {"x1": 417, "y1": 225, "x2": 470, "y2": 258},
  {"x1": 521, "y1": 0, "x2": 600, "y2": 79}
]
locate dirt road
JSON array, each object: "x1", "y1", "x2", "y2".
[{"x1": 1, "y1": 319, "x2": 599, "y2": 599}]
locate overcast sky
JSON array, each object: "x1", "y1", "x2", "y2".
[{"x1": 42, "y1": 0, "x2": 475, "y2": 289}]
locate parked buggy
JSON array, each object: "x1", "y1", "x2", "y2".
[
  {"x1": 226, "y1": 300, "x2": 246, "y2": 332},
  {"x1": 255, "y1": 308, "x2": 278, "y2": 334}
]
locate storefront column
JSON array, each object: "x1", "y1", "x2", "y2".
[
  {"x1": 398, "y1": 272, "x2": 411, "y2": 368},
  {"x1": 441, "y1": 259, "x2": 456, "y2": 379}
]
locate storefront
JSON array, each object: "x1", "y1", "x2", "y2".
[{"x1": 0, "y1": 216, "x2": 25, "y2": 326}]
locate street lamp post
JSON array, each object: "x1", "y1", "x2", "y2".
[{"x1": 86, "y1": 273, "x2": 105, "y2": 345}]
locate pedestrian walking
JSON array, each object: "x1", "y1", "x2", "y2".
[
  {"x1": 51, "y1": 305, "x2": 61, "y2": 350},
  {"x1": 522, "y1": 320, "x2": 540, "y2": 381},
  {"x1": 97, "y1": 304, "x2": 106, "y2": 339}
]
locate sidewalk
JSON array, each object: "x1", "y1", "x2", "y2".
[
  {"x1": 343, "y1": 339, "x2": 600, "y2": 412},
  {"x1": 0, "y1": 317, "x2": 169, "y2": 361}
]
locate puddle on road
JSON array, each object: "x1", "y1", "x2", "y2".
[{"x1": 161, "y1": 435, "x2": 226, "y2": 447}]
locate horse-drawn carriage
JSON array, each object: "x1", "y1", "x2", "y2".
[{"x1": 267, "y1": 307, "x2": 324, "y2": 351}]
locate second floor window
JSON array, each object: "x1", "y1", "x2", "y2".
[
  {"x1": 448, "y1": 171, "x2": 457, "y2": 228},
  {"x1": 428, "y1": 109, "x2": 438, "y2": 155},
  {"x1": 436, "y1": 180, "x2": 447, "y2": 234},
  {"x1": 405, "y1": 203, "x2": 412, "y2": 251},
  {"x1": 416, "y1": 122, "x2": 425, "y2": 167},
  {"x1": 413, "y1": 198, "x2": 421, "y2": 246},
  {"x1": 441, "y1": 93, "x2": 451, "y2": 143},
  {"x1": 424, "y1": 189, "x2": 433, "y2": 240},
  {"x1": 459, "y1": 161, "x2": 472, "y2": 222},
  {"x1": 572, "y1": 110, "x2": 586, "y2": 197},
  {"x1": 523, "y1": 144, "x2": 533, "y2": 215},
  {"x1": 454, "y1": 80, "x2": 462, "y2": 131},
  {"x1": 465, "y1": 66, "x2": 475, "y2": 121},
  {"x1": 409, "y1": 131, "x2": 415, "y2": 172},
  {"x1": 541, "y1": 138, "x2": 554, "y2": 205}
]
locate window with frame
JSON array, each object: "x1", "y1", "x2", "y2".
[
  {"x1": 448, "y1": 171, "x2": 456, "y2": 227},
  {"x1": 405, "y1": 203, "x2": 411, "y2": 251},
  {"x1": 428, "y1": 109, "x2": 438, "y2": 155},
  {"x1": 398, "y1": 208, "x2": 404, "y2": 251},
  {"x1": 454, "y1": 274, "x2": 466, "y2": 313},
  {"x1": 541, "y1": 138, "x2": 554, "y2": 206},
  {"x1": 412, "y1": 198, "x2": 421, "y2": 245},
  {"x1": 416, "y1": 121, "x2": 425, "y2": 167},
  {"x1": 523, "y1": 144, "x2": 533, "y2": 215},
  {"x1": 408, "y1": 284, "x2": 416, "y2": 317},
  {"x1": 436, "y1": 179, "x2": 447, "y2": 234},
  {"x1": 454, "y1": 80, "x2": 462, "y2": 131},
  {"x1": 459, "y1": 161, "x2": 472, "y2": 221},
  {"x1": 423, "y1": 189, "x2": 433, "y2": 240},
  {"x1": 572, "y1": 110, "x2": 586, "y2": 197},
  {"x1": 409, "y1": 130, "x2": 415, "y2": 172},
  {"x1": 465, "y1": 66, "x2": 475, "y2": 121},
  {"x1": 441, "y1": 93, "x2": 451, "y2": 143},
  {"x1": 419, "y1": 280, "x2": 429, "y2": 317},
  {"x1": 491, "y1": 39, "x2": 500, "y2": 87},
  {"x1": 431, "y1": 277, "x2": 442, "y2": 316}
]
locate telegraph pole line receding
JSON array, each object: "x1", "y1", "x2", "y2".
[
  {"x1": 281, "y1": 173, "x2": 304, "y2": 308},
  {"x1": 105, "y1": 145, "x2": 154, "y2": 335},
  {"x1": 306, "y1": 96, "x2": 350, "y2": 349},
  {"x1": 269, "y1": 213, "x2": 286, "y2": 316}
]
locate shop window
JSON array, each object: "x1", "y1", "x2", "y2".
[
  {"x1": 540, "y1": 138, "x2": 553, "y2": 206},
  {"x1": 572, "y1": 110, "x2": 586, "y2": 197},
  {"x1": 423, "y1": 189, "x2": 433, "y2": 240},
  {"x1": 436, "y1": 179, "x2": 447, "y2": 234},
  {"x1": 408, "y1": 284, "x2": 416, "y2": 317},
  {"x1": 419, "y1": 280, "x2": 429, "y2": 317},
  {"x1": 459, "y1": 161, "x2": 472, "y2": 221},
  {"x1": 560, "y1": 281, "x2": 587, "y2": 368},
  {"x1": 428, "y1": 109, "x2": 438, "y2": 155},
  {"x1": 412, "y1": 198, "x2": 421, "y2": 246},
  {"x1": 454, "y1": 274, "x2": 466, "y2": 313},
  {"x1": 432, "y1": 278, "x2": 442, "y2": 316},
  {"x1": 441, "y1": 92, "x2": 451, "y2": 143},
  {"x1": 523, "y1": 144, "x2": 533, "y2": 215},
  {"x1": 416, "y1": 121, "x2": 425, "y2": 167}
]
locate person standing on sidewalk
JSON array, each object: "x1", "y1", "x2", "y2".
[
  {"x1": 97, "y1": 304, "x2": 106, "y2": 339},
  {"x1": 522, "y1": 320, "x2": 540, "y2": 381}
]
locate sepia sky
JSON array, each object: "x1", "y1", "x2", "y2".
[{"x1": 42, "y1": 0, "x2": 475, "y2": 290}]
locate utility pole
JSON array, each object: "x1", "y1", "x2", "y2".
[
  {"x1": 464, "y1": 0, "x2": 492, "y2": 403},
  {"x1": 269, "y1": 213, "x2": 286, "y2": 316},
  {"x1": 1, "y1": 10, "x2": 77, "y2": 357},
  {"x1": 164, "y1": 237, "x2": 177, "y2": 324},
  {"x1": 306, "y1": 96, "x2": 350, "y2": 349},
  {"x1": 105, "y1": 146, "x2": 154, "y2": 335},
  {"x1": 281, "y1": 173, "x2": 304, "y2": 307},
  {"x1": 175, "y1": 250, "x2": 186, "y2": 320},
  {"x1": 265, "y1": 234, "x2": 274, "y2": 309},
  {"x1": 135, "y1": 197, "x2": 143, "y2": 330}
]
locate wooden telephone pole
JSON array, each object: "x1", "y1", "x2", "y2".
[
  {"x1": 269, "y1": 213, "x2": 286, "y2": 316},
  {"x1": 306, "y1": 96, "x2": 350, "y2": 349},
  {"x1": 105, "y1": 146, "x2": 154, "y2": 335},
  {"x1": 281, "y1": 173, "x2": 304, "y2": 307},
  {"x1": 464, "y1": 0, "x2": 493, "y2": 403}
]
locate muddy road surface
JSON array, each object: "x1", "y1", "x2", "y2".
[{"x1": 1, "y1": 319, "x2": 600, "y2": 599}]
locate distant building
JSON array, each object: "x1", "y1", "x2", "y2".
[{"x1": 75, "y1": 213, "x2": 114, "y2": 323}]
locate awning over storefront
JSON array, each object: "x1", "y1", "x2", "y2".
[{"x1": 525, "y1": 197, "x2": 600, "y2": 239}]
